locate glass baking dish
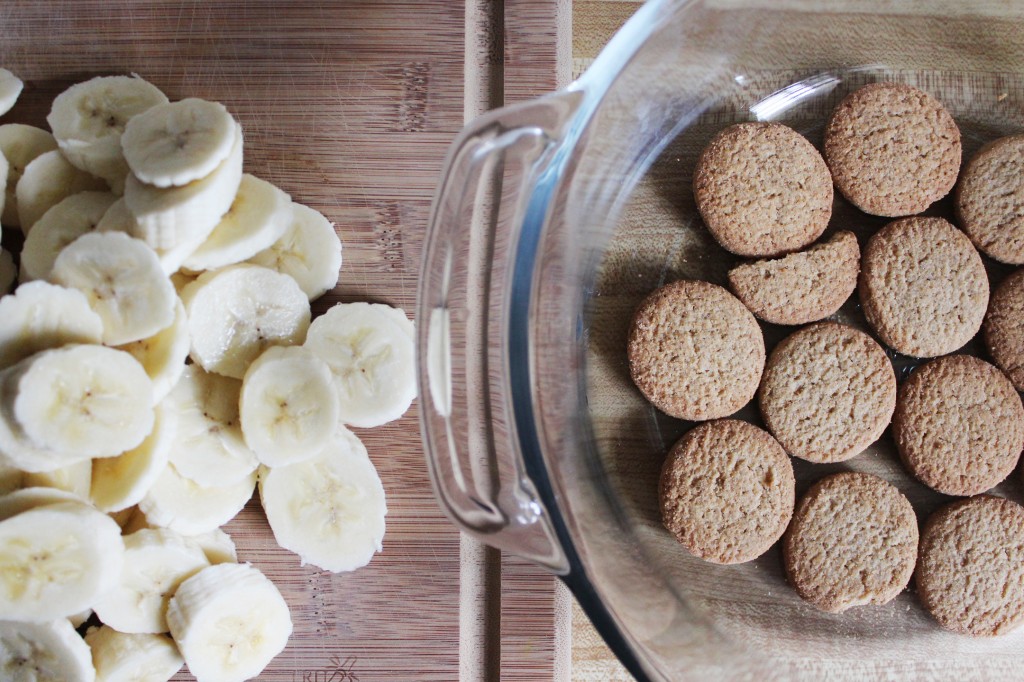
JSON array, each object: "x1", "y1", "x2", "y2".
[{"x1": 419, "y1": 0, "x2": 1024, "y2": 679}]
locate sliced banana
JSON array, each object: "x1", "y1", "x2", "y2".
[
  {"x1": 186, "y1": 528, "x2": 237, "y2": 565},
  {"x1": 0, "y1": 68, "x2": 24, "y2": 117},
  {"x1": 47, "y1": 75, "x2": 169, "y2": 196},
  {"x1": 248, "y1": 202, "x2": 342, "y2": 301},
  {"x1": 20, "y1": 191, "x2": 118, "y2": 281},
  {"x1": 0, "y1": 361, "x2": 95, "y2": 473},
  {"x1": 85, "y1": 625, "x2": 183, "y2": 682},
  {"x1": 181, "y1": 264, "x2": 310, "y2": 379},
  {"x1": 139, "y1": 463, "x2": 256, "y2": 536},
  {"x1": 23, "y1": 459, "x2": 93, "y2": 499},
  {"x1": 124, "y1": 121, "x2": 243, "y2": 251},
  {"x1": 0, "y1": 500, "x2": 124, "y2": 621},
  {"x1": 0, "y1": 281, "x2": 104, "y2": 370},
  {"x1": 117, "y1": 298, "x2": 189, "y2": 402},
  {"x1": 0, "y1": 249, "x2": 15, "y2": 293},
  {"x1": 122, "y1": 98, "x2": 236, "y2": 188},
  {"x1": 183, "y1": 174, "x2": 292, "y2": 271},
  {"x1": 304, "y1": 302, "x2": 416, "y2": 428},
  {"x1": 95, "y1": 198, "x2": 201, "y2": 275},
  {"x1": 163, "y1": 365, "x2": 258, "y2": 486},
  {"x1": 91, "y1": 403, "x2": 175, "y2": 513},
  {"x1": 93, "y1": 527, "x2": 209, "y2": 634},
  {"x1": 95, "y1": 196, "x2": 133, "y2": 233},
  {"x1": 16, "y1": 149, "x2": 106, "y2": 231},
  {"x1": 0, "y1": 486, "x2": 85, "y2": 522},
  {"x1": 260, "y1": 427, "x2": 387, "y2": 573},
  {"x1": 7, "y1": 345, "x2": 154, "y2": 460},
  {"x1": 166, "y1": 562, "x2": 292, "y2": 682},
  {"x1": 50, "y1": 231, "x2": 176, "y2": 345},
  {"x1": 0, "y1": 619, "x2": 96, "y2": 682},
  {"x1": 0, "y1": 123, "x2": 58, "y2": 226},
  {"x1": 240, "y1": 346, "x2": 339, "y2": 467}
]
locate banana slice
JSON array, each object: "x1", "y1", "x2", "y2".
[
  {"x1": 0, "y1": 368, "x2": 84, "y2": 474},
  {"x1": 50, "y1": 231, "x2": 176, "y2": 345},
  {"x1": 166, "y1": 562, "x2": 292, "y2": 682},
  {"x1": 0, "y1": 281, "x2": 104, "y2": 370},
  {"x1": 124, "y1": 121, "x2": 242, "y2": 252},
  {"x1": 117, "y1": 298, "x2": 189, "y2": 402},
  {"x1": 248, "y1": 202, "x2": 342, "y2": 301},
  {"x1": 186, "y1": 528, "x2": 237, "y2": 565},
  {"x1": 122, "y1": 98, "x2": 236, "y2": 189},
  {"x1": 95, "y1": 198, "x2": 201, "y2": 275},
  {"x1": 0, "y1": 124, "x2": 58, "y2": 227},
  {"x1": 182, "y1": 264, "x2": 310, "y2": 379},
  {"x1": 163, "y1": 365, "x2": 258, "y2": 486},
  {"x1": 47, "y1": 75, "x2": 169, "y2": 196},
  {"x1": 23, "y1": 459, "x2": 93, "y2": 499},
  {"x1": 20, "y1": 191, "x2": 118, "y2": 281},
  {"x1": 240, "y1": 346, "x2": 339, "y2": 467},
  {"x1": 0, "y1": 249, "x2": 15, "y2": 293},
  {"x1": 304, "y1": 302, "x2": 416, "y2": 428},
  {"x1": 93, "y1": 527, "x2": 209, "y2": 634},
  {"x1": 16, "y1": 149, "x2": 106, "y2": 232},
  {"x1": 139, "y1": 463, "x2": 256, "y2": 536},
  {"x1": 0, "y1": 68, "x2": 23, "y2": 117},
  {"x1": 259, "y1": 427, "x2": 387, "y2": 572},
  {"x1": 6, "y1": 345, "x2": 154, "y2": 460},
  {"x1": 0, "y1": 500, "x2": 125, "y2": 621},
  {"x1": 85, "y1": 625, "x2": 183, "y2": 682},
  {"x1": 0, "y1": 619, "x2": 96, "y2": 682},
  {"x1": 91, "y1": 403, "x2": 175, "y2": 513},
  {"x1": 182, "y1": 174, "x2": 292, "y2": 272},
  {"x1": 0, "y1": 486, "x2": 85, "y2": 521}
]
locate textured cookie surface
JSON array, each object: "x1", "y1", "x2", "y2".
[
  {"x1": 893, "y1": 355, "x2": 1024, "y2": 496},
  {"x1": 859, "y1": 216, "x2": 988, "y2": 358},
  {"x1": 824, "y1": 82, "x2": 960, "y2": 217},
  {"x1": 918, "y1": 496, "x2": 1024, "y2": 636},
  {"x1": 693, "y1": 122, "x2": 832, "y2": 257},
  {"x1": 759, "y1": 322, "x2": 895, "y2": 463},
  {"x1": 783, "y1": 472, "x2": 918, "y2": 613},
  {"x1": 659, "y1": 419, "x2": 794, "y2": 565},
  {"x1": 984, "y1": 269, "x2": 1024, "y2": 391},
  {"x1": 627, "y1": 280, "x2": 765, "y2": 421},
  {"x1": 727, "y1": 231, "x2": 859, "y2": 325},
  {"x1": 956, "y1": 135, "x2": 1024, "y2": 264}
]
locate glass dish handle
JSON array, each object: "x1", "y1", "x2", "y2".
[{"x1": 417, "y1": 93, "x2": 580, "y2": 573}]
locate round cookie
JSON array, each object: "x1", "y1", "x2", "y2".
[
  {"x1": 984, "y1": 268, "x2": 1024, "y2": 391},
  {"x1": 759, "y1": 322, "x2": 896, "y2": 463},
  {"x1": 918, "y1": 496, "x2": 1024, "y2": 636},
  {"x1": 859, "y1": 216, "x2": 988, "y2": 358},
  {"x1": 627, "y1": 280, "x2": 765, "y2": 421},
  {"x1": 783, "y1": 472, "x2": 918, "y2": 613},
  {"x1": 727, "y1": 230, "x2": 860, "y2": 326},
  {"x1": 893, "y1": 355, "x2": 1024, "y2": 496},
  {"x1": 693, "y1": 122, "x2": 832, "y2": 258},
  {"x1": 956, "y1": 135, "x2": 1024, "y2": 264},
  {"x1": 659, "y1": 419, "x2": 794, "y2": 565},
  {"x1": 824, "y1": 82, "x2": 961, "y2": 217}
]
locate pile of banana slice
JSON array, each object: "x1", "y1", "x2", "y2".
[{"x1": 0, "y1": 70, "x2": 416, "y2": 682}]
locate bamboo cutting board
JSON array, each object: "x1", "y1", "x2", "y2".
[{"x1": 0, "y1": 2, "x2": 466, "y2": 680}]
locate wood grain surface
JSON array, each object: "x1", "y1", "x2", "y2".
[{"x1": 0, "y1": 2, "x2": 464, "y2": 680}]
